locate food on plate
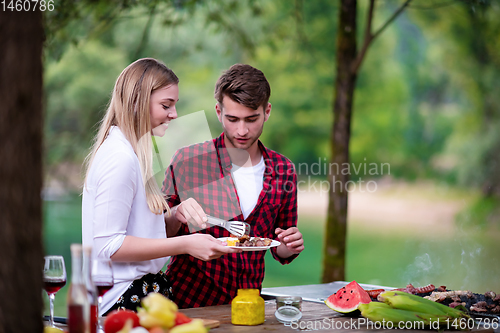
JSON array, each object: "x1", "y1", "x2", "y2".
[
  {"x1": 104, "y1": 310, "x2": 140, "y2": 333},
  {"x1": 325, "y1": 280, "x2": 371, "y2": 314},
  {"x1": 226, "y1": 235, "x2": 273, "y2": 247},
  {"x1": 359, "y1": 291, "x2": 469, "y2": 328},
  {"x1": 226, "y1": 237, "x2": 239, "y2": 246}
]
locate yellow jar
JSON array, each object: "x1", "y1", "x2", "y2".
[{"x1": 231, "y1": 289, "x2": 265, "y2": 325}]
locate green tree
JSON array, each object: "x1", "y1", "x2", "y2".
[
  {"x1": 445, "y1": 1, "x2": 500, "y2": 197},
  {"x1": 44, "y1": 41, "x2": 129, "y2": 184},
  {"x1": 43, "y1": 0, "x2": 264, "y2": 186},
  {"x1": 322, "y1": 0, "x2": 412, "y2": 282},
  {"x1": 414, "y1": 0, "x2": 500, "y2": 227}
]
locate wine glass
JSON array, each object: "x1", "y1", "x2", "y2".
[
  {"x1": 43, "y1": 255, "x2": 67, "y2": 328},
  {"x1": 92, "y1": 258, "x2": 114, "y2": 332}
]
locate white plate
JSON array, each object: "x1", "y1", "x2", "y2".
[{"x1": 218, "y1": 237, "x2": 280, "y2": 251}]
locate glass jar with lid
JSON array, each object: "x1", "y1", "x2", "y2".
[
  {"x1": 231, "y1": 289, "x2": 265, "y2": 325},
  {"x1": 275, "y1": 296, "x2": 302, "y2": 323}
]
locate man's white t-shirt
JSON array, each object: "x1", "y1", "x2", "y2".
[{"x1": 231, "y1": 156, "x2": 265, "y2": 219}]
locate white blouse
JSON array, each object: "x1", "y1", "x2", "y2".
[{"x1": 82, "y1": 126, "x2": 169, "y2": 314}]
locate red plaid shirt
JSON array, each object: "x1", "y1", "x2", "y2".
[{"x1": 161, "y1": 133, "x2": 299, "y2": 308}]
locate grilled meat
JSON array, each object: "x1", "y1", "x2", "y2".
[
  {"x1": 384, "y1": 284, "x2": 500, "y2": 316},
  {"x1": 393, "y1": 283, "x2": 435, "y2": 294},
  {"x1": 423, "y1": 288, "x2": 500, "y2": 316},
  {"x1": 234, "y1": 236, "x2": 273, "y2": 247}
]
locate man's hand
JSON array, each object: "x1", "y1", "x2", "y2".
[{"x1": 275, "y1": 227, "x2": 304, "y2": 259}]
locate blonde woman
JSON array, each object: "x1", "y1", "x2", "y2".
[{"x1": 82, "y1": 58, "x2": 239, "y2": 314}]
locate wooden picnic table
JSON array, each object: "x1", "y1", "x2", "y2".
[
  {"x1": 179, "y1": 300, "x2": 495, "y2": 332},
  {"x1": 45, "y1": 295, "x2": 497, "y2": 332}
]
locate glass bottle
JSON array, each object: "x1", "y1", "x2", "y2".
[
  {"x1": 231, "y1": 289, "x2": 265, "y2": 325},
  {"x1": 67, "y1": 244, "x2": 89, "y2": 333},
  {"x1": 83, "y1": 246, "x2": 98, "y2": 333}
]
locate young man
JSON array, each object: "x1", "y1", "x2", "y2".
[{"x1": 162, "y1": 64, "x2": 304, "y2": 308}]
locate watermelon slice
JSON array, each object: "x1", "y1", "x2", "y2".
[{"x1": 325, "y1": 281, "x2": 372, "y2": 313}]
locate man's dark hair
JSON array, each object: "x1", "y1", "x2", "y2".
[{"x1": 214, "y1": 64, "x2": 271, "y2": 111}]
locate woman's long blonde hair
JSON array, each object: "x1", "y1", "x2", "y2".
[{"x1": 84, "y1": 58, "x2": 178, "y2": 215}]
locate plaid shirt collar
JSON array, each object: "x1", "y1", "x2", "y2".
[{"x1": 215, "y1": 133, "x2": 275, "y2": 179}]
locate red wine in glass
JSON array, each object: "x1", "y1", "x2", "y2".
[
  {"x1": 44, "y1": 279, "x2": 67, "y2": 295},
  {"x1": 96, "y1": 283, "x2": 113, "y2": 297},
  {"x1": 92, "y1": 258, "x2": 113, "y2": 331},
  {"x1": 43, "y1": 255, "x2": 66, "y2": 328}
]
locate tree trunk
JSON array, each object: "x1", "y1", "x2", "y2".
[
  {"x1": 0, "y1": 9, "x2": 45, "y2": 333},
  {"x1": 322, "y1": 0, "x2": 358, "y2": 283}
]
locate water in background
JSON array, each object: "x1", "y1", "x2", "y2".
[
  {"x1": 43, "y1": 194, "x2": 83, "y2": 317},
  {"x1": 264, "y1": 218, "x2": 500, "y2": 293},
  {"x1": 44, "y1": 193, "x2": 500, "y2": 317}
]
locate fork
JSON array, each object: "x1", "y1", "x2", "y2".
[{"x1": 206, "y1": 215, "x2": 251, "y2": 238}]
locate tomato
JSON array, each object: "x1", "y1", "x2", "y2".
[
  {"x1": 174, "y1": 312, "x2": 192, "y2": 326},
  {"x1": 104, "y1": 309, "x2": 141, "y2": 333}
]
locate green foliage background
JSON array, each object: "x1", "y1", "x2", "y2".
[
  {"x1": 44, "y1": 1, "x2": 500, "y2": 198},
  {"x1": 41, "y1": 0, "x2": 500, "y2": 316}
]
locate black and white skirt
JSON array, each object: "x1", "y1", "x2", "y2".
[{"x1": 103, "y1": 271, "x2": 173, "y2": 315}]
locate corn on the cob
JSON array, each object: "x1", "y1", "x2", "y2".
[
  {"x1": 359, "y1": 302, "x2": 392, "y2": 310},
  {"x1": 359, "y1": 302, "x2": 450, "y2": 326},
  {"x1": 359, "y1": 301, "x2": 460, "y2": 328},
  {"x1": 378, "y1": 291, "x2": 469, "y2": 319}
]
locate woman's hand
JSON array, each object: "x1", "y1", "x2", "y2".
[
  {"x1": 171, "y1": 198, "x2": 208, "y2": 230},
  {"x1": 110, "y1": 234, "x2": 241, "y2": 262},
  {"x1": 184, "y1": 234, "x2": 242, "y2": 261}
]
